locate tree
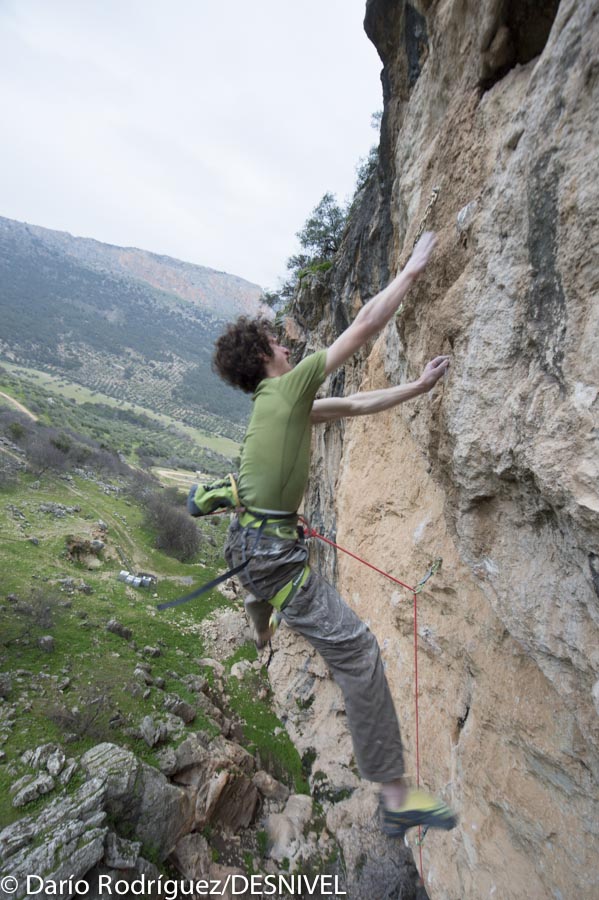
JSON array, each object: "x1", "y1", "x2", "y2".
[
  {"x1": 295, "y1": 192, "x2": 347, "y2": 260},
  {"x1": 354, "y1": 144, "x2": 379, "y2": 193},
  {"x1": 353, "y1": 110, "x2": 382, "y2": 195},
  {"x1": 24, "y1": 430, "x2": 70, "y2": 477},
  {"x1": 263, "y1": 192, "x2": 348, "y2": 309},
  {"x1": 261, "y1": 111, "x2": 382, "y2": 309}
]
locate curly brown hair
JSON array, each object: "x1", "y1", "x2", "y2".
[{"x1": 212, "y1": 316, "x2": 275, "y2": 393}]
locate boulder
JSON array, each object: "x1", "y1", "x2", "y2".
[
  {"x1": 230, "y1": 660, "x2": 253, "y2": 680},
  {"x1": 156, "y1": 746, "x2": 178, "y2": 776},
  {"x1": 9, "y1": 773, "x2": 34, "y2": 796},
  {"x1": 180, "y1": 674, "x2": 208, "y2": 693},
  {"x1": 84, "y1": 857, "x2": 162, "y2": 900},
  {"x1": 171, "y1": 734, "x2": 259, "y2": 832},
  {"x1": 58, "y1": 759, "x2": 78, "y2": 786},
  {"x1": 163, "y1": 693, "x2": 196, "y2": 724},
  {"x1": 103, "y1": 831, "x2": 141, "y2": 869},
  {"x1": 169, "y1": 833, "x2": 211, "y2": 879},
  {"x1": 194, "y1": 691, "x2": 227, "y2": 727},
  {"x1": 38, "y1": 635, "x2": 55, "y2": 652},
  {"x1": 139, "y1": 716, "x2": 168, "y2": 748},
  {"x1": 0, "y1": 778, "x2": 108, "y2": 898},
  {"x1": 29, "y1": 744, "x2": 61, "y2": 769},
  {"x1": 106, "y1": 619, "x2": 132, "y2": 641},
  {"x1": 12, "y1": 774, "x2": 55, "y2": 808},
  {"x1": 265, "y1": 794, "x2": 313, "y2": 866},
  {"x1": 209, "y1": 864, "x2": 251, "y2": 900},
  {"x1": 134, "y1": 666, "x2": 153, "y2": 685},
  {"x1": 195, "y1": 657, "x2": 225, "y2": 678},
  {"x1": 253, "y1": 770, "x2": 289, "y2": 803},
  {"x1": 46, "y1": 749, "x2": 66, "y2": 776},
  {"x1": 80, "y1": 743, "x2": 193, "y2": 861}
]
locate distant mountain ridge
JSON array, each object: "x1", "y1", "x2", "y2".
[
  {"x1": 1, "y1": 216, "x2": 263, "y2": 317},
  {"x1": 0, "y1": 215, "x2": 264, "y2": 440}
]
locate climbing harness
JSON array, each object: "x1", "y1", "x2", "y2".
[
  {"x1": 160, "y1": 478, "x2": 306, "y2": 613},
  {"x1": 263, "y1": 564, "x2": 311, "y2": 669},
  {"x1": 156, "y1": 515, "x2": 268, "y2": 611},
  {"x1": 268, "y1": 563, "x2": 310, "y2": 612}
]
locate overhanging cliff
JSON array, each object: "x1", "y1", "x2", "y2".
[{"x1": 274, "y1": 1, "x2": 599, "y2": 897}]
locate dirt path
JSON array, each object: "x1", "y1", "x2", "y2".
[
  {"x1": 0, "y1": 445, "x2": 23, "y2": 463},
  {"x1": 0, "y1": 392, "x2": 38, "y2": 421},
  {"x1": 152, "y1": 467, "x2": 198, "y2": 489}
]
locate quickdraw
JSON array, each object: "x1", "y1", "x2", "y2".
[
  {"x1": 414, "y1": 558, "x2": 443, "y2": 594},
  {"x1": 413, "y1": 185, "x2": 441, "y2": 248}
]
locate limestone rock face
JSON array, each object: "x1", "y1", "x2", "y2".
[
  {"x1": 266, "y1": 794, "x2": 313, "y2": 863},
  {"x1": 281, "y1": 1, "x2": 599, "y2": 898}
]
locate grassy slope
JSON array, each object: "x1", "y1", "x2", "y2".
[
  {"x1": 0, "y1": 471, "x2": 306, "y2": 829},
  {"x1": 0, "y1": 362, "x2": 239, "y2": 460}
]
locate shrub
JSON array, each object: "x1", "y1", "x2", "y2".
[
  {"x1": 0, "y1": 409, "x2": 32, "y2": 443},
  {"x1": 46, "y1": 677, "x2": 125, "y2": 741},
  {"x1": 0, "y1": 456, "x2": 18, "y2": 488},
  {"x1": 143, "y1": 492, "x2": 201, "y2": 562},
  {"x1": 23, "y1": 427, "x2": 70, "y2": 476},
  {"x1": 1, "y1": 588, "x2": 62, "y2": 647},
  {"x1": 8, "y1": 421, "x2": 26, "y2": 441}
]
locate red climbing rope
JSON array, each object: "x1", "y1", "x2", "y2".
[
  {"x1": 299, "y1": 518, "x2": 429, "y2": 879},
  {"x1": 413, "y1": 585, "x2": 423, "y2": 878},
  {"x1": 300, "y1": 519, "x2": 416, "y2": 593}
]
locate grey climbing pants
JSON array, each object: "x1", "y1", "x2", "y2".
[{"x1": 224, "y1": 518, "x2": 405, "y2": 783}]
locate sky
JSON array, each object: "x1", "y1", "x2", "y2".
[{"x1": 0, "y1": 0, "x2": 383, "y2": 289}]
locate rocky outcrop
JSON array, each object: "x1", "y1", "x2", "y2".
[
  {"x1": 171, "y1": 733, "x2": 259, "y2": 831},
  {"x1": 279, "y1": 1, "x2": 599, "y2": 898},
  {"x1": 0, "y1": 777, "x2": 168, "y2": 900},
  {"x1": 80, "y1": 743, "x2": 194, "y2": 860},
  {"x1": 0, "y1": 728, "x2": 328, "y2": 898},
  {"x1": 0, "y1": 779, "x2": 109, "y2": 899},
  {"x1": 266, "y1": 624, "x2": 359, "y2": 793}
]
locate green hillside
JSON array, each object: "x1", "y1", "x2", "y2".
[
  {"x1": 0, "y1": 217, "x2": 257, "y2": 442},
  {"x1": 0, "y1": 446, "x2": 307, "y2": 832},
  {"x1": 0, "y1": 364, "x2": 238, "y2": 474}
]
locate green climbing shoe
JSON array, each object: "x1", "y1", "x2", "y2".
[{"x1": 381, "y1": 787, "x2": 458, "y2": 838}]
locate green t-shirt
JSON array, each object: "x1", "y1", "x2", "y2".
[{"x1": 237, "y1": 350, "x2": 327, "y2": 514}]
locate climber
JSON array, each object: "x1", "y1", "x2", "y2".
[{"x1": 212, "y1": 231, "x2": 457, "y2": 838}]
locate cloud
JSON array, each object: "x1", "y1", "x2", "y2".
[{"x1": 0, "y1": 0, "x2": 382, "y2": 287}]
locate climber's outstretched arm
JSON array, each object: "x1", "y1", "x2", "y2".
[
  {"x1": 311, "y1": 356, "x2": 450, "y2": 423},
  {"x1": 324, "y1": 232, "x2": 437, "y2": 377}
]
